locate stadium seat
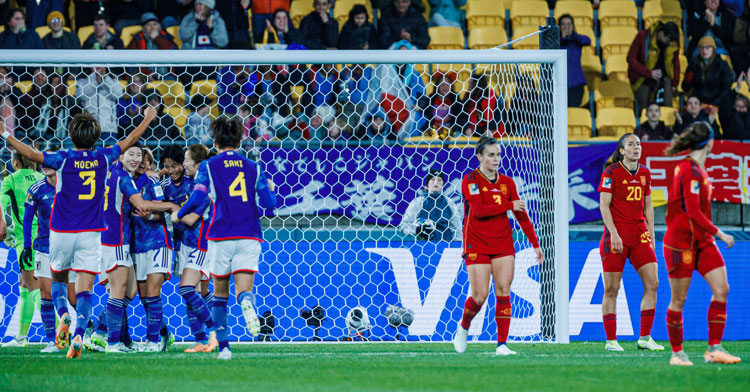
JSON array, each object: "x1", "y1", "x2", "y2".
[
  {"x1": 0, "y1": 26, "x2": 4, "y2": 33},
  {"x1": 35, "y1": 26, "x2": 51, "y2": 38},
  {"x1": 605, "y1": 54, "x2": 628, "y2": 82},
  {"x1": 568, "y1": 107, "x2": 592, "y2": 139},
  {"x1": 333, "y1": 0, "x2": 373, "y2": 26},
  {"x1": 595, "y1": 80, "x2": 634, "y2": 109},
  {"x1": 600, "y1": 26, "x2": 637, "y2": 60},
  {"x1": 166, "y1": 26, "x2": 181, "y2": 48},
  {"x1": 65, "y1": 79, "x2": 75, "y2": 96},
  {"x1": 167, "y1": 106, "x2": 190, "y2": 137},
  {"x1": 581, "y1": 52, "x2": 602, "y2": 86},
  {"x1": 434, "y1": 63, "x2": 472, "y2": 94},
  {"x1": 468, "y1": 26, "x2": 507, "y2": 49},
  {"x1": 643, "y1": 0, "x2": 682, "y2": 29},
  {"x1": 466, "y1": 0, "x2": 505, "y2": 31},
  {"x1": 734, "y1": 82, "x2": 750, "y2": 99},
  {"x1": 14, "y1": 81, "x2": 32, "y2": 94},
  {"x1": 510, "y1": 0, "x2": 549, "y2": 29},
  {"x1": 554, "y1": 1, "x2": 594, "y2": 29},
  {"x1": 77, "y1": 25, "x2": 115, "y2": 46},
  {"x1": 577, "y1": 25, "x2": 595, "y2": 55},
  {"x1": 639, "y1": 105, "x2": 677, "y2": 127},
  {"x1": 120, "y1": 25, "x2": 142, "y2": 48},
  {"x1": 596, "y1": 107, "x2": 635, "y2": 137},
  {"x1": 511, "y1": 26, "x2": 540, "y2": 49},
  {"x1": 427, "y1": 27, "x2": 464, "y2": 50},
  {"x1": 677, "y1": 54, "x2": 687, "y2": 93},
  {"x1": 147, "y1": 80, "x2": 186, "y2": 106},
  {"x1": 580, "y1": 84, "x2": 590, "y2": 108},
  {"x1": 597, "y1": 1, "x2": 637, "y2": 29},
  {"x1": 290, "y1": 1, "x2": 314, "y2": 27}
]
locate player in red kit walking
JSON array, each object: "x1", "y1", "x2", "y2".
[
  {"x1": 453, "y1": 136, "x2": 544, "y2": 356},
  {"x1": 598, "y1": 133, "x2": 663, "y2": 352},
  {"x1": 663, "y1": 122, "x2": 741, "y2": 366}
]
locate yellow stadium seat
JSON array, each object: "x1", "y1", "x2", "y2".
[
  {"x1": 643, "y1": 0, "x2": 682, "y2": 29},
  {"x1": 120, "y1": 25, "x2": 142, "y2": 48},
  {"x1": 577, "y1": 25, "x2": 595, "y2": 55},
  {"x1": 468, "y1": 26, "x2": 507, "y2": 49},
  {"x1": 147, "y1": 80, "x2": 186, "y2": 106},
  {"x1": 568, "y1": 107, "x2": 592, "y2": 139},
  {"x1": 466, "y1": 0, "x2": 505, "y2": 31},
  {"x1": 77, "y1": 25, "x2": 115, "y2": 46},
  {"x1": 167, "y1": 106, "x2": 191, "y2": 137},
  {"x1": 580, "y1": 52, "x2": 602, "y2": 86},
  {"x1": 580, "y1": 84, "x2": 590, "y2": 108},
  {"x1": 427, "y1": 26, "x2": 464, "y2": 50},
  {"x1": 600, "y1": 26, "x2": 637, "y2": 60},
  {"x1": 166, "y1": 26, "x2": 182, "y2": 48},
  {"x1": 734, "y1": 82, "x2": 750, "y2": 99},
  {"x1": 66, "y1": 79, "x2": 76, "y2": 96},
  {"x1": 510, "y1": 0, "x2": 549, "y2": 28},
  {"x1": 35, "y1": 26, "x2": 51, "y2": 38},
  {"x1": 511, "y1": 26, "x2": 539, "y2": 49},
  {"x1": 605, "y1": 54, "x2": 628, "y2": 82},
  {"x1": 597, "y1": 107, "x2": 635, "y2": 137},
  {"x1": 598, "y1": 0, "x2": 637, "y2": 29},
  {"x1": 333, "y1": 0, "x2": 373, "y2": 26},
  {"x1": 554, "y1": 0, "x2": 594, "y2": 28},
  {"x1": 595, "y1": 80, "x2": 634, "y2": 109},
  {"x1": 14, "y1": 81, "x2": 32, "y2": 94},
  {"x1": 0, "y1": 26, "x2": 4, "y2": 33},
  {"x1": 639, "y1": 105, "x2": 677, "y2": 127},
  {"x1": 290, "y1": 1, "x2": 314, "y2": 27},
  {"x1": 190, "y1": 79, "x2": 219, "y2": 117}
]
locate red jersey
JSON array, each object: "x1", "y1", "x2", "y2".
[
  {"x1": 598, "y1": 162, "x2": 652, "y2": 225},
  {"x1": 664, "y1": 157, "x2": 718, "y2": 250},
  {"x1": 461, "y1": 169, "x2": 539, "y2": 256}
]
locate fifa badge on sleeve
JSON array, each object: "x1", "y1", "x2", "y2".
[
  {"x1": 469, "y1": 183, "x2": 479, "y2": 195},
  {"x1": 602, "y1": 177, "x2": 612, "y2": 189},
  {"x1": 690, "y1": 180, "x2": 700, "y2": 195}
]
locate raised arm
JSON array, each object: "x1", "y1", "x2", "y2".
[
  {"x1": 116, "y1": 106, "x2": 157, "y2": 151},
  {"x1": 2, "y1": 122, "x2": 44, "y2": 163}
]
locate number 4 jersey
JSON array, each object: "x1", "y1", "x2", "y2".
[
  {"x1": 43, "y1": 145, "x2": 122, "y2": 232},
  {"x1": 597, "y1": 162, "x2": 651, "y2": 225}
]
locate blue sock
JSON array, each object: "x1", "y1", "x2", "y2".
[
  {"x1": 146, "y1": 296, "x2": 163, "y2": 343},
  {"x1": 95, "y1": 309, "x2": 109, "y2": 335},
  {"x1": 187, "y1": 302, "x2": 208, "y2": 343},
  {"x1": 40, "y1": 298, "x2": 57, "y2": 341},
  {"x1": 106, "y1": 297, "x2": 125, "y2": 345},
  {"x1": 51, "y1": 282, "x2": 68, "y2": 317},
  {"x1": 73, "y1": 291, "x2": 92, "y2": 338},
  {"x1": 120, "y1": 296, "x2": 132, "y2": 345},
  {"x1": 237, "y1": 290, "x2": 254, "y2": 306},
  {"x1": 212, "y1": 296, "x2": 229, "y2": 351},
  {"x1": 203, "y1": 292, "x2": 213, "y2": 308},
  {"x1": 181, "y1": 286, "x2": 215, "y2": 331},
  {"x1": 160, "y1": 318, "x2": 169, "y2": 338}
]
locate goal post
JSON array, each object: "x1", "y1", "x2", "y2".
[{"x1": 0, "y1": 49, "x2": 568, "y2": 343}]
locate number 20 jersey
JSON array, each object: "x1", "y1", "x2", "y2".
[
  {"x1": 597, "y1": 162, "x2": 652, "y2": 225},
  {"x1": 43, "y1": 145, "x2": 122, "y2": 232}
]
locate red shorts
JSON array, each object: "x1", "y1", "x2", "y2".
[
  {"x1": 464, "y1": 241, "x2": 515, "y2": 265},
  {"x1": 663, "y1": 242, "x2": 725, "y2": 279},
  {"x1": 600, "y1": 223, "x2": 657, "y2": 273}
]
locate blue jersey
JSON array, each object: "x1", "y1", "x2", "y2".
[
  {"x1": 23, "y1": 179, "x2": 55, "y2": 253},
  {"x1": 179, "y1": 150, "x2": 276, "y2": 241},
  {"x1": 162, "y1": 174, "x2": 192, "y2": 249},
  {"x1": 197, "y1": 202, "x2": 213, "y2": 251},
  {"x1": 101, "y1": 162, "x2": 139, "y2": 247},
  {"x1": 132, "y1": 175, "x2": 172, "y2": 253},
  {"x1": 182, "y1": 197, "x2": 211, "y2": 250},
  {"x1": 43, "y1": 146, "x2": 121, "y2": 232}
]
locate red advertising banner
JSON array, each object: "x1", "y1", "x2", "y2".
[{"x1": 639, "y1": 141, "x2": 750, "y2": 206}]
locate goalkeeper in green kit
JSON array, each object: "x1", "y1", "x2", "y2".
[{"x1": 1, "y1": 151, "x2": 43, "y2": 347}]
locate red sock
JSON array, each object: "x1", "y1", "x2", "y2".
[
  {"x1": 461, "y1": 297, "x2": 482, "y2": 330},
  {"x1": 640, "y1": 308, "x2": 656, "y2": 337},
  {"x1": 496, "y1": 296, "x2": 511, "y2": 344},
  {"x1": 602, "y1": 313, "x2": 617, "y2": 340},
  {"x1": 708, "y1": 301, "x2": 727, "y2": 346},
  {"x1": 666, "y1": 308, "x2": 683, "y2": 352}
]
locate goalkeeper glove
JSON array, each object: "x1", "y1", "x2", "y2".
[{"x1": 19, "y1": 247, "x2": 33, "y2": 271}]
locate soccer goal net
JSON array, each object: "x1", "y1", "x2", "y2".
[{"x1": 0, "y1": 49, "x2": 568, "y2": 343}]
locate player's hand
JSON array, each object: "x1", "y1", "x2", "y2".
[
  {"x1": 0, "y1": 217, "x2": 6, "y2": 242},
  {"x1": 143, "y1": 105, "x2": 157, "y2": 121},
  {"x1": 20, "y1": 247, "x2": 32, "y2": 268},
  {"x1": 134, "y1": 208, "x2": 151, "y2": 219},
  {"x1": 651, "y1": 69, "x2": 663, "y2": 79},
  {"x1": 534, "y1": 247, "x2": 544, "y2": 264},
  {"x1": 512, "y1": 200, "x2": 526, "y2": 212},
  {"x1": 171, "y1": 211, "x2": 181, "y2": 223},
  {"x1": 268, "y1": 179, "x2": 276, "y2": 192},
  {"x1": 610, "y1": 233, "x2": 624, "y2": 253},
  {"x1": 717, "y1": 230, "x2": 734, "y2": 248}
]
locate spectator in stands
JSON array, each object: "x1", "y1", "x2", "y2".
[
  {"x1": 373, "y1": 0, "x2": 424, "y2": 13},
  {"x1": 308, "y1": 105, "x2": 340, "y2": 141},
  {"x1": 43, "y1": 11, "x2": 81, "y2": 49},
  {"x1": 428, "y1": 0, "x2": 465, "y2": 28},
  {"x1": 687, "y1": 0, "x2": 736, "y2": 58},
  {"x1": 215, "y1": 0, "x2": 251, "y2": 45},
  {"x1": 82, "y1": 14, "x2": 125, "y2": 49},
  {"x1": 627, "y1": 21, "x2": 681, "y2": 111},
  {"x1": 250, "y1": 0, "x2": 289, "y2": 45},
  {"x1": 725, "y1": 94, "x2": 750, "y2": 139},
  {"x1": 673, "y1": 95, "x2": 720, "y2": 135},
  {"x1": 353, "y1": 108, "x2": 390, "y2": 141},
  {"x1": 156, "y1": 0, "x2": 193, "y2": 28},
  {"x1": 378, "y1": 0, "x2": 430, "y2": 49},
  {"x1": 24, "y1": 0, "x2": 63, "y2": 30},
  {"x1": 425, "y1": 73, "x2": 460, "y2": 136},
  {"x1": 74, "y1": 0, "x2": 109, "y2": 32},
  {"x1": 732, "y1": 0, "x2": 750, "y2": 74},
  {"x1": 338, "y1": 64, "x2": 375, "y2": 135},
  {"x1": 300, "y1": 0, "x2": 339, "y2": 49},
  {"x1": 127, "y1": 12, "x2": 177, "y2": 50},
  {"x1": 260, "y1": 9, "x2": 307, "y2": 47},
  {"x1": 0, "y1": 8, "x2": 44, "y2": 49},
  {"x1": 17, "y1": 70, "x2": 78, "y2": 140},
  {"x1": 111, "y1": 0, "x2": 154, "y2": 34},
  {"x1": 399, "y1": 168, "x2": 461, "y2": 241},
  {"x1": 338, "y1": 5, "x2": 377, "y2": 49},
  {"x1": 135, "y1": 89, "x2": 181, "y2": 140},
  {"x1": 635, "y1": 103, "x2": 673, "y2": 140},
  {"x1": 238, "y1": 103, "x2": 261, "y2": 141},
  {"x1": 253, "y1": 64, "x2": 293, "y2": 138},
  {"x1": 75, "y1": 67, "x2": 124, "y2": 142},
  {"x1": 682, "y1": 35, "x2": 734, "y2": 130},
  {"x1": 117, "y1": 74, "x2": 147, "y2": 135},
  {"x1": 456, "y1": 72, "x2": 502, "y2": 138},
  {"x1": 179, "y1": 0, "x2": 229, "y2": 49},
  {"x1": 16, "y1": 67, "x2": 50, "y2": 140},
  {"x1": 559, "y1": 14, "x2": 590, "y2": 108},
  {"x1": 185, "y1": 94, "x2": 214, "y2": 145},
  {"x1": 217, "y1": 65, "x2": 258, "y2": 115},
  {"x1": 305, "y1": 63, "x2": 340, "y2": 117},
  {"x1": 0, "y1": 66, "x2": 19, "y2": 137}
]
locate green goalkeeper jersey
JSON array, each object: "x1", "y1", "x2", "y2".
[{"x1": 0, "y1": 168, "x2": 44, "y2": 250}]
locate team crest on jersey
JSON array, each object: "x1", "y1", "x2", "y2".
[
  {"x1": 690, "y1": 180, "x2": 700, "y2": 194},
  {"x1": 682, "y1": 251, "x2": 693, "y2": 265},
  {"x1": 25, "y1": 193, "x2": 33, "y2": 203},
  {"x1": 602, "y1": 177, "x2": 612, "y2": 189},
  {"x1": 640, "y1": 232, "x2": 651, "y2": 243},
  {"x1": 500, "y1": 184, "x2": 507, "y2": 194},
  {"x1": 468, "y1": 253, "x2": 477, "y2": 261},
  {"x1": 469, "y1": 183, "x2": 479, "y2": 195},
  {"x1": 154, "y1": 185, "x2": 164, "y2": 198},
  {"x1": 640, "y1": 176, "x2": 646, "y2": 186}
]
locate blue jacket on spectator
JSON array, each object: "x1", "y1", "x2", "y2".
[
  {"x1": 428, "y1": 0, "x2": 466, "y2": 28},
  {"x1": 0, "y1": 29, "x2": 43, "y2": 49},
  {"x1": 560, "y1": 32, "x2": 590, "y2": 89},
  {"x1": 217, "y1": 66, "x2": 258, "y2": 115}
]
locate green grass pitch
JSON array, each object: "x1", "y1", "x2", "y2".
[{"x1": 1, "y1": 341, "x2": 748, "y2": 391}]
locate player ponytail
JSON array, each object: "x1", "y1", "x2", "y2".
[
  {"x1": 475, "y1": 135, "x2": 498, "y2": 156},
  {"x1": 212, "y1": 117, "x2": 243, "y2": 150},
  {"x1": 68, "y1": 112, "x2": 102, "y2": 150},
  {"x1": 11, "y1": 150, "x2": 39, "y2": 171},
  {"x1": 187, "y1": 144, "x2": 210, "y2": 164},
  {"x1": 142, "y1": 147, "x2": 154, "y2": 167},
  {"x1": 606, "y1": 133, "x2": 636, "y2": 166},
  {"x1": 664, "y1": 122, "x2": 713, "y2": 156}
]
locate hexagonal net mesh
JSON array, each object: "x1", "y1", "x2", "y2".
[{"x1": 0, "y1": 51, "x2": 566, "y2": 343}]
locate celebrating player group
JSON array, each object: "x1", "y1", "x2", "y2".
[{"x1": 1, "y1": 107, "x2": 276, "y2": 360}]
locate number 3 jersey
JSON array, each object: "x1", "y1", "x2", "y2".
[
  {"x1": 597, "y1": 162, "x2": 651, "y2": 225},
  {"x1": 43, "y1": 145, "x2": 122, "y2": 232}
]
